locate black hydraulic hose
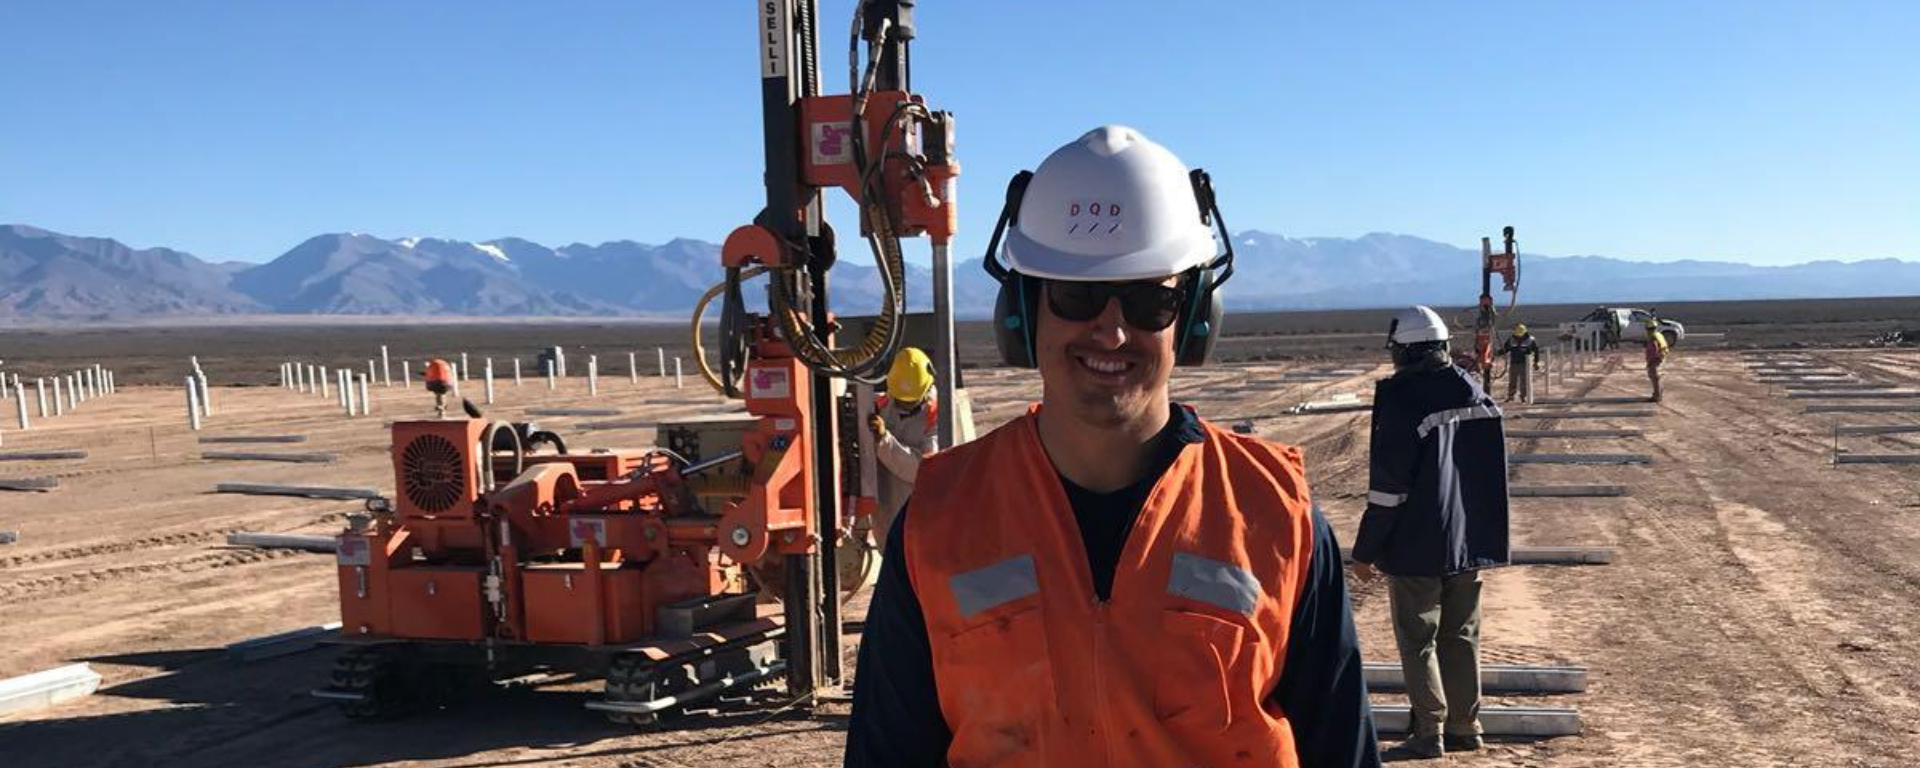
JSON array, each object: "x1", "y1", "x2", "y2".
[{"x1": 526, "y1": 430, "x2": 568, "y2": 456}]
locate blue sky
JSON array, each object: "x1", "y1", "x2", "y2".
[{"x1": 2, "y1": 1, "x2": 1914, "y2": 265}]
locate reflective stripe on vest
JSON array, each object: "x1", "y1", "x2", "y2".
[
  {"x1": 950, "y1": 554, "x2": 1039, "y2": 618},
  {"x1": 904, "y1": 410, "x2": 1314, "y2": 768},
  {"x1": 1166, "y1": 552, "x2": 1261, "y2": 617}
]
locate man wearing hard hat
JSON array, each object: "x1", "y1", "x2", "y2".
[
  {"x1": 1497, "y1": 323, "x2": 1542, "y2": 404},
  {"x1": 846, "y1": 126, "x2": 1378, "y2": 767},
  {"x1": 1644, "y1": 317, "x2": 1671, "y2": 402},
  {"x1": 869, "y1": 346, "x2": 940, "y2": 545},
  {"x1": 1351, "y1": 306, "x2": 1511, "y2": 759}
]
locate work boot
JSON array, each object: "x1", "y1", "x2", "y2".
[
  {"x1": 1445, "y1": 733, "x2": 1484, "y2": 752},
  {"x1": 1387, "y1": 734, "x2": 1444, "y2": 760}
]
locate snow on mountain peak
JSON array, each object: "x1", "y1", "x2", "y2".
[{"x1": 474, "y1": 243, "x2": 509, "y2": 262}]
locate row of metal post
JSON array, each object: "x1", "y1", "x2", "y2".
[
  {"x1": 1539, "y1": 328, "x2": 1605, "y2": 393},
  {"x1": 255, "y1": 346, "x2": 688, "y2": 428},
  {"x1": 0, "y1": 364, "x2": 117, "y2": 441}
]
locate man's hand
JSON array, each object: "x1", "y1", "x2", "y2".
[
  {"x1": 869, "y1": 414, "x2": 888, "y2": 440},
  {"x1": 1350, "y1": 561, "x2": 1379, "y2": 583}
]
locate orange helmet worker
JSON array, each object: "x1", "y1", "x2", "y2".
[{"x1": 845, "y1": 127, "x2": 1378, "y2": 767}]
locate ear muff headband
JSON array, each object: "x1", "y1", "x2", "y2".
[
  {"x1": 1016, "y1": 274, "x2": 1037, "y2": 367},
  {"x1": 1173, "y1": 268, "x2": 1205, "y2": 362},
  {"x1": 1175, "y1": 169, "x2": 1233, "y2": 367}
]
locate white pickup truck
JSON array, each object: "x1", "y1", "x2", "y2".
[{"x1": 1558, "y1": 307, "x2": 1685, "y2": 347}]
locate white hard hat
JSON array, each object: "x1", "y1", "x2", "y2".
[
  {"x1": 1388, "y1": 306, "x2": 1449, "y2": 345},
  {"x1": 1001, "y1": 125, "x2": 1218, "y2": 282}
]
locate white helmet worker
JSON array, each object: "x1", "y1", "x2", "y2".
[
  {"x1": 1388, "y1": 305, "x2": 1449, "y2": 345},
  {"x1": 1002, "y1": 125, "x2": 1218, "y2": 281}
]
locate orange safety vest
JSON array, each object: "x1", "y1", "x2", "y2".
[{"x1": 904, "y1": 408, "x2": 1316, "y2": 768}]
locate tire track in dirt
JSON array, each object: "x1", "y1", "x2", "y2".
[
  {"x1": 1578, "y1": 358, "x2": 1920, "y2": 763},
  {"x1": 0, "y1": 546, "x2": 307, "y2": 603},
  {"x1": 0, "y1": 529, "x2": 238, "y2": 570}
]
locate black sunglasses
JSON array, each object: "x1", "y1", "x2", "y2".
[{"x1": 1045, "y1": 279, "x2": 1187, "y2": 331}]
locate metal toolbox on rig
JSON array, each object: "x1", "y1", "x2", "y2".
[{"x1": 521, "y1": 562, "x2": 648, "y2": 644}]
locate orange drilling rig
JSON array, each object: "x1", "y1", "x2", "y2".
[
  {"x1": 312, "y1": 0, "x2": 957, "y2": 722},
  {"x1": 1465, "y1": 226, "x2": 1520, "y2": 392}
]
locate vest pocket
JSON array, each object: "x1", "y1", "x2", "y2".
[
  {"x1": 936, "y1": 604, "x2": 1055, "y2": 766},
  {"x1": 1154, "y1": 609, "x2": 1250, "y2": 733}
]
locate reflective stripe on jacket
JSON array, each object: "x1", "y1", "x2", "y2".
[
  {"x1": 904, "y1": 409, "x2": 1315, "y2": 768},
  {"x1": 1499, "y1": 334, "x2": 1539, "y2": 365},
  {"x1": 1353, "y1": 363, "x2": 1512, "y2": 576}
]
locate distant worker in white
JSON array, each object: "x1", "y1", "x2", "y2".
[
  {"x1": 869, "y1": 346, "x2": 940, "y2": 543},
  {"x1": 1351, "y1": 305, "x2": 1511, "y2": 760}
]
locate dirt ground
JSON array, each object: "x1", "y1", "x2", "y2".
[{"x1": 3, "y1": 334, "x2": 1919, "y2": 767}]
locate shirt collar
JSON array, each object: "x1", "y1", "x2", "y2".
[{"x1": 1170, "y1": 402, "x2": 1206, "y2": 444}]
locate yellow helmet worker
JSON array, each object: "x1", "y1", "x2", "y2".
[
  {"x1": 1513, "y1": 323, "x2": 1529, "y2": 337},
  {"x1": 886, "y1": 347, "x2": 935, "y2": 405},
  {"x1": 866, "y1": 345, "x2": 941, "y2": 551}
]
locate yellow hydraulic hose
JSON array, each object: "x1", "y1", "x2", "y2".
[{"x1": 690, "y1": 266, "x2": 767, "y2": 398}]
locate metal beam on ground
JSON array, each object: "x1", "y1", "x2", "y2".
[
  {"x1": 198, "y1": 435, "x2": 309, "y2": 444},
  {"x1": 225, "y1": 532, "x2": 337, "y2": 552},
  {"x1": 1834, "y1": 424, "x2": 1920, "y2": 436},
  {"x1": 201, "y1": 451, "x2": 337, "y2": 464},
  {"x1": 227, "y1": 622, "x2": 344, "y2": 662},
  {"x1": 1511, "y1": 485, "x2": 1629, "y2": 497},
  {"x1": 1520, "y1": 409, "x2": 1655, "y2": 419},
  {"x1": 1511, "y1": 453, "x2": 1652, "y2": 465},
  {"x1": 1530, "y1": 396, "x2": 1646, "y2": 406},
  {"x1": 1787, "y1": 390, "x2": 1920, "y2": 399},
  {"x1": 1372, "y1": 705, "x2": 1581, "y2": 737},
  {"x1": 1344, "y1": 546, "x2": 1611, "y2": 565},
  {"x1": 1507, "y1": 429, "x2": 1642, "y2": 439},
  {"x1": 0, "y1": 450, "x2": 87, "y2": 461},
  {"x1": 0, "y1": 663, "x2": 102, "y2": 717},
  {"x1": 1834, "y1": 454, "x2": 1920, "y2": 465},
  {"x1": 1512, "y1": 546, "x2": 1615, "y2": 564},
  {"x1": 577, "y1": 420, "x2": 656, "y2": 431},
  {"x1": 1363, "y1": 663, "x2": 1587, "y2": 694},
  {"x1": 0, "y1": 530, "x2": 15, "y2": 544},
  {"x1": 0, "y1": 477, "x2": 60, "y2": 492},
  {"x1": 527, "y1": 408, "x2": 624, "y2": 417},
  {"x1": 1779, "y1": 381, "x2": 1888, "y2": 390},
  {"x1": 1284, "y1": 402, "x2": 1372, "y2": 416},
  {"x1": 1807, "y1": 404, "x2": 1920, "y2": 414},
  {"x1": 214, "y1": 483, "x2": 381, "y2": 500}
]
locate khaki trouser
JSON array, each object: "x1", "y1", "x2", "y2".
[
  {"x1": 1388, "y1": 571, "x2": 1484, "y2": 738},
  {"x1": 1506, "y1": 361, "x2": 1534, "y2": 404},
  {"x1": 1648, "y1": 360, "x2": 1664, "y2": 402}
]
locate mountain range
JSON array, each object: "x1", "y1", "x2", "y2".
[{"x1": 3, "y1": 223, "x2": 1917, "y2": 321}]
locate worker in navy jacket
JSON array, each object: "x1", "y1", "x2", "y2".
[{"x1": 1351, "y1": 305, "x2": 1511, "y2": 760}]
